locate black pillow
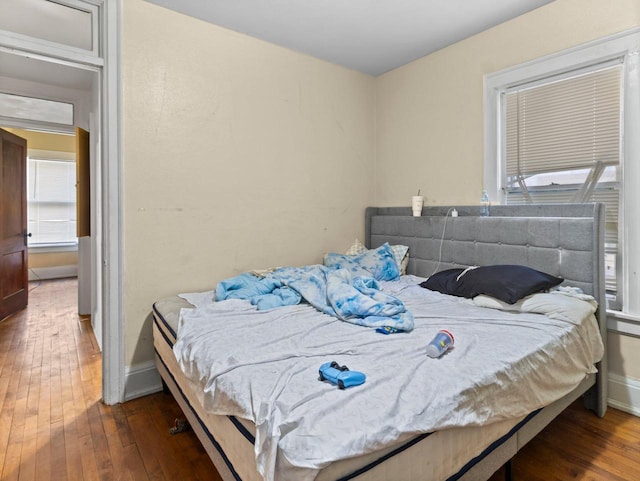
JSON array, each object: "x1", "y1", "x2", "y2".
[
  {"x1": 420, "y1": 268, "x2": 465, "y2": 295},
  {"x1": 421, "y1": 265, "x2": 563, "y2": 304}
]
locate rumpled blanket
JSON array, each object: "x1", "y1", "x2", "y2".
[
  {"x1": 215, "y1": 272, "x2": 302, "y2": 310},
  {"x1": 216, "y1": 265, "x2": 414, "y2": 331}
]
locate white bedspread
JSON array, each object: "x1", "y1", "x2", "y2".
[{"x1": 173, "y1": 276, "x2": 604, "y2": 481}]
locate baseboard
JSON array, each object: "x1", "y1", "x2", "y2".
[
  {"x1": 124, "y1": 360, "x2": 163, "y2": 401},
  {"x1": 29, "y1": 265, "x2": 77, "y2": 281},
  {"x1": 608, "y1": 373, "x2": 640, "y2": 417}
]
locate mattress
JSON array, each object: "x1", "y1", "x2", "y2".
[
  {"x1": 154, "y1": 300, "x2": 523, "y2": 481},
  {"x1": 152, "y1": 278, "x2": 600, "y2": 481}
]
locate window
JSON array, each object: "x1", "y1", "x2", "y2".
[
  {"x1": 485, "y1": 29, "x2": 640, "y2": 317},
  {"x1": 27, "y1": 157, "x2": 77, "y2": 246},
  {"x1": 503, "y1": 64, "x2": 621, "y2": 298}
]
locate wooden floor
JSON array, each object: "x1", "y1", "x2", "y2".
[
  {"x1": 0, "y1": 278, "x2": 220, "y2": 481},
  {"x1": 488, "y1": 404, "x2": 640, "y2": 481},
  {"x1": 1, "y1": 278, "x2": 639, "y2": 480}
]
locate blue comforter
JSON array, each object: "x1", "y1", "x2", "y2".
[{"x1": 215, "y1": 265, "x2": 414, "y2": 331}]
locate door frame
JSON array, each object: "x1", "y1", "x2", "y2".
[{"x1": 101, "y1": 0, "x2": 124, "y2": 405}]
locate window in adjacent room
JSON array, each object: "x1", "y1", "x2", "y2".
[
  {"x1": 484, "y1": 29, "x2": 640, "y2": 315},
  {"x1": 27, "y1": 157, "x2": 77, "y2": 246}
]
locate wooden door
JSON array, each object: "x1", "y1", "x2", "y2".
[
  {"x1": 0, "y1": 128, "x2": 28, "y2": 321},
  {"x1": 76, "y1": 127, "x2": 90, "y2": 237}
]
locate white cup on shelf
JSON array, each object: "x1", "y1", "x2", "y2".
[{"x1": 412, "y1": 196, "x2": 424, "y2": 217}]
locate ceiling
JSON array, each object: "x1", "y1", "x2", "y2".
[{"x1": 146, "y1": 0, "x2": 553, "y2": 76}]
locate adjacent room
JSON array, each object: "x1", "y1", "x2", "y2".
[{"x1": 1, "y1": 0, "x2": 639, "y2": 480}]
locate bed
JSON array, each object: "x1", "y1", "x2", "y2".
[{"x1": 152, "y1": 203, "x2": 607, "y2": 481}]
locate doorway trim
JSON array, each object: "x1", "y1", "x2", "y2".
[{"x1": 101, "y1": 0, "x2": 124, "y2": 405}]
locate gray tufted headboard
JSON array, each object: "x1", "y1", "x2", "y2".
[{"x1": 365, "y1": 203, "x2": 607, "y2": 415}]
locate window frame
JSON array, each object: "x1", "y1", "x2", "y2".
[{"x1": 484, "y1": 28, "x2": 640, "y2": 320}]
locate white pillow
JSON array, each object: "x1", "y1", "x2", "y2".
[
  {"x1": 345, "y1": 238, "x2": 367, "y2": 255},
  {"x1": 345, "y1": 239, "x2": 409, "y2": 275},
  {"x1": 473, "y1": 292, "x2": 597, "y2": 325}
]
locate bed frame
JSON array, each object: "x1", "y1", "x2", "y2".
[
  {"x1": 365, "y1": 203, "x2": 607, "y2": 416},
  {"x1": 155, "y1": 203, "x2": 607, "y2": 481}
]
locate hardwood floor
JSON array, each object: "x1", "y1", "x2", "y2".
[
  {"x1": 488, "y1": 401, "x2": 640, "y2": 481},
  {"x1": 1, "y1": 278, "x2": 639, "y2": 480},
  {"x1": 0, "y1": 278, "x2": 220, "y2": 481}
]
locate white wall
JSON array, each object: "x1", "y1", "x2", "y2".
[{"x1": 122, "y1": 0, "x2": 375, "y2": 369}]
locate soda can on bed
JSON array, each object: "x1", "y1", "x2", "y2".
[{"x1": 426, "y1": 329, "x2": 454, "y2": 358}]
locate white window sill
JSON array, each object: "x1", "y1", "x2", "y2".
[
  {"x1": 607, "y1": 310, "x2": 640, "y2": 337},
  {"x1": 28, "y1": 243, "x2": 78, "y2": 254}
]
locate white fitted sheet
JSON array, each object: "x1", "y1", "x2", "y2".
[
  {"x1": 171, "y1": 276, "x2": 603, "y2": 481},
  {"x1": 153, "y1": 311, "x2": 531, "y2": 481}
]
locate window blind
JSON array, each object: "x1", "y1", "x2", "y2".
[
  {"x1": 505, "y1": 64, "x2": 622, "y2": 177},
  {"x1": 27, "y1": 158, "x2": 77, "y2": 245},
  {"x1": 503, "y1": 63, "x2": 622, "y2": 296}
]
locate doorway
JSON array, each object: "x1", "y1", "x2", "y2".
[
  {"x1": 0, "y1": 67, "x2": 101, "y2": 343},
  {"x1": 0, "y1": 127, "x2": 92, "y2": 322},
  {"x1": 0, "y1": 42, "x2": 105, "y2": 399}
]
